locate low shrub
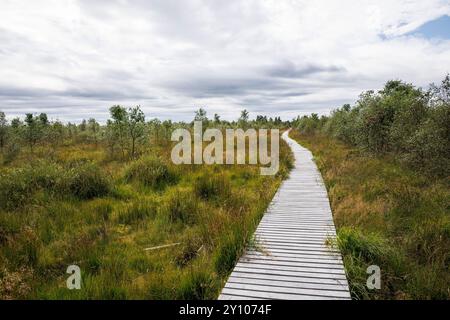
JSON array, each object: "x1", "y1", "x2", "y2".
[
  {"x1": 0, "y1": 161, "x2": 62, "y2": 210},
  {"x1": 0, "y1": 161, "x2": 110, "y2": 210},
  {"x1": 124, "y1": 156, "x2": 178, "y2": 189},
  {"x1": 65, "y1": 162, "x2": 111, "y2": 199},
  {"x1": 0, "y1": 169, "x2": 33, "y2": 210},
  {"x1": 2, "y1": 142, "x2": 21, "y2": 165}
]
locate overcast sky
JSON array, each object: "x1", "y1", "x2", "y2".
[{"x1": 1, "y1": 0, "x2": 449, "y2": 123}]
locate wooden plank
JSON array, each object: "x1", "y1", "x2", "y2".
[
  {"x1": 255, "y1": 230, "x2": 335, "y2": 236},
  {"x1": 221, "y1": 288, "x2": 348, "y2": 300},
  {"x1": 225, "y1": 283, "x2": 351, "y2": 299},
  {"x1": 257, "y1": 241, "x2": 331, "y2": 248},
  {"x1": 244, "y1": 251, "x2": 343, "y2": 263},
  {"x1": 256, "y1": 231, "x2": 333, "y2": 237},
  {"x1": 255, "y1": 236, "x2": 331, "y2": 243},
  {"x1": 235, "y1": 262, "x2": 346, "y2": 276},
  {"x1": 258, "y1": 225, "x2": 335, "y2": 230},
  {"x1": 233, "y1": 266, "x2": 348, "y2": 281},
  {"x1": 237, "y1": 258, "x2": 346, "y2": 271},
  {"x1": 255, "y1": 246, "x2": 339, "y2": 255},
  {"x1": 261, "y1": 217, "x2": 334, "y2": 221},
  {"x1": 228, "y1": 271, "x2": 349, "y2": 287},
  {"x1": 255, "y1": 234, "x2": 332, "y2": 241},
  {"x1": 227, "y1": 276, "x2": 348, "y2": 292},
  {"x1": 248, "y1": 247, "x2": 341, "y2": 257},
  {"x1": 219, "y1": 293, "x2": 267, "y2": 300},
  {"x1": 245, "y1": 251, "x2": 344, "y2": 262},
  {"x1": 256, "y1": 228, "x2": 336, "y2": 235}
]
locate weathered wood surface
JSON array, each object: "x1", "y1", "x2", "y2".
[{"x1": 218, "y1": 130, "x2": 350, "y2": 300}]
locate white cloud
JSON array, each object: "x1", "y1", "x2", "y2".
[{"x1": 0, "y1": 0, "x2": 449, "y2": 122}]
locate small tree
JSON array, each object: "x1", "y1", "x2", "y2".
[
  {"x1": 24, "y1": 113, "x2": 42, "y2": 152},
  {"x1": 239, "y1": 109, "x2": 249, "y2": 121},
  {"x1": 214, "y1": 113, "x2": 221, "y2": 124},
  {"x1": 11, "y1": 117, "x2": 22, "y2": 129},
  {"x1": 161, "y1": 120, "x2": 173, "y2": 144},
  {"x1": 38, "y1": 113, "x2": 50, "y2": 145},
  {"x1": 88, "y1": 118, "x2": 100, "y2": 146},
  {"x1": 79, "y1": 119, "x2": 87, "y2": 131},
  {"x1": 194, "y1": 108, "x2": 208, "y2": 123},
  {"x1": 238, "y1": 109, "x2": 249, "y2": 129},
  {"x1": 128, "y1": 106, "x2": 145, "y2": 158},
  {"x1": 49, "y1": 120, "x2": 65, "y2": 150},
  {"x1": 0, "y1": 111, "x2": 7, "y2": 152},
  {"x1": 429, "y1": 73, "x2": 450, "y2": 106},
  {"x1": 39, "y1": 113, "x2": 49, "y2": 126},
  {"x1": 109, "y1": 105, "x2": 128, "y2": 158},
  {"x1": 148, "y1": 118, "x2": 162, "y2": 144}
]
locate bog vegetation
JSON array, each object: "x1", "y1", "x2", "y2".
[
  {"x1": 1, "y1": 74, "x2": 448, "y2": 300},
  {"x1": 0, "y1": 107, "x2": 293, "y2": 299},
  {"x1": 291, "y1": 75, "x2": 449, "y2": 299}
]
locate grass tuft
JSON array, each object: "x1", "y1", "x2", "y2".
[{"x1": 124, "y1": 156, "x2": 179, "y2": 190}]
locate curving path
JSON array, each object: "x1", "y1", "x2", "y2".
[{"x1": 218, "y1": 130, "x2": 351, "y2": 300}]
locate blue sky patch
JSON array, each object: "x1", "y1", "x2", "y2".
[{"x1": 410, "y1": 15, "x2": 450, "y2": 39}]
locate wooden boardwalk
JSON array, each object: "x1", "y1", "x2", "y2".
[{"x1": 218, "y1": 130, "x2": 351, "y2": 300}]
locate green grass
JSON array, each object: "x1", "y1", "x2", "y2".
[
  {"x1": 0, "y1": 135, "x2": 293, "y2": 299},
  {"x1": 290, "y1": 130, "x2": 450, "y2": 300}
]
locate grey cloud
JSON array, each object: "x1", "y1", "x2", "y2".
[
  {"x1": 267, "y1": 60, "x2": 345, "y2": 79},
  {"x1": 0, "y1": 0, "x2": 448, "y2": 123},
  {"x1": 165, "y1": 76, "x2": 292, "y2": 98},
  {"x1": 0, "y1": 85, "x2": 155, "y2": 101}
]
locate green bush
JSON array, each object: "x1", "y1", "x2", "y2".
[
  {"x1": 0, "y1": 169, "x2": 33, "y2": 210},
  {"x1": 27, "y1": 161, "x2": 63, "y2": 191},
  {"x1": 296, "y1": 113, "x2": 329, "y2": 136},
  {"x1": 0, "y1": 161, "x2": 110, "y2": 210},
  {"x1": 124, "y1": 156, "x2": 178, "y2": 189},
  {"x1": 295, "y1": 76, "x2": 450, "y2": 178},
  {"x1": 404, "y1": 104, "x2": 450, "y2": 176},
  {"x1": 0, "y1": 161, "x2": 63, "y2": 210},
  {"x1": 2, "y1": 142, "x2": 21, "y2": 165},
  {"x1": 65, "y1": 162, "x2": 111, "y2": 199},
  {"x1": 323, "y1": 105, "x2": 360, "y2": 145}
]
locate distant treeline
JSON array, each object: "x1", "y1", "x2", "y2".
[
  {"x1": 2, "y1": 75, "x2": 448, "y2": 173},
  {"x1": 293, "y1": 75, "x2": 450, "y2": 177},
  {"x1": 0, "y1": 106, "x2": 289, "y2": 163}
]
